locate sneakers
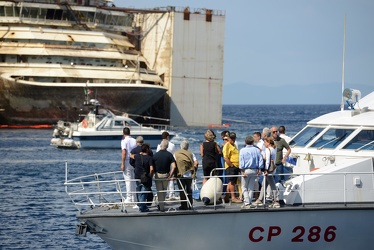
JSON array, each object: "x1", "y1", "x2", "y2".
[
  {"x1": 241, "y1": 203, "x2": 255, "y2": 209},
  {"x1": 166, "y1": 195, "x2": 179, "y2": 201},
  {"x1": 252, "y1": 199, "x2": 264, "y2": 206},
  {"x1": 132, "y1": 205, "x2": 139, "y2": 209},
  {"x1": 269, "y1": 201, "x2": 280, "y2": 208}
]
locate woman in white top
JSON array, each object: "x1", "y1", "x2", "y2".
[{"x1": 253, "y1": 137, "x2": 280, "y2": 208}]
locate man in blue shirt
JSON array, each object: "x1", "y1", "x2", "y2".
[{"x1": 239, "y1": 136, "x2": 263, "y2": 209}]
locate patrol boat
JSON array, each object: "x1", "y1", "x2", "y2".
[
  {"x1": 51, "y1": 98, "x2": 174, "y2": 149},
  {"x1": 64, "y1": 89, "x2": 374, "y2": 249}
]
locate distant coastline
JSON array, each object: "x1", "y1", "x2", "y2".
[{"x1": 223, "y1": 82, "x2": 371, "y2": 105}]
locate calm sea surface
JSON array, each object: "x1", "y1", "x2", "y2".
[{"x1": 0, "y1": 104, "x2": 338, "y2": 249}]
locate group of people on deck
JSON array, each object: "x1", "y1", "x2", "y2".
[{"x1": 120, "y1": 125, "x2": 292, "y2": 212}]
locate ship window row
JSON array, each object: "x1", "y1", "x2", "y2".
[
  {"x1": 0, "y1": 6, "x2": 133, "y2": 27},
  {"x1": 14, "y1": 76, "x2": 155, "y2": 85},
  {"x1": 0, "y1": 55, "x2": 140, "y2": 68},
  {"x1": 2, "y1": 40, "x2": 127, "y2": 51},
  {"x1": 289, "y1": 126, "x2": 374, "y2": 151}
]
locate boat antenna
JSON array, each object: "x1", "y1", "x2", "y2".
[{"x1": 340, "y1": 15, "x2": 346, "y2": 111}]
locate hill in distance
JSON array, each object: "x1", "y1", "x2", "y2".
[{"x1": 223, "y1": 82, "x2": 372, "y2": 105}]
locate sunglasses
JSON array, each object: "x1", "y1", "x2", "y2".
[
  {"x1": 272, "y1": 131, "x2": 278, "y2": 133},
  {"x1": 223, "y1": 138, "x2": 228, "y2": 141}
]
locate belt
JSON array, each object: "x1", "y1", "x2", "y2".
[{"x1": 156, "y1": 172, "x2": 169, "y2": 174}]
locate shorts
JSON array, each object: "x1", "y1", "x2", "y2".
[{"x1": 225, "y1": 166, "x2": 239, "y2": 184}]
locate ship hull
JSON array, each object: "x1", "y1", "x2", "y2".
[
  {"x1": 78, "y1": 206, "x2": 374, "y2": 250},
  {"x1": 0, "y1": 80, "x2": 167, "y2": 125}
]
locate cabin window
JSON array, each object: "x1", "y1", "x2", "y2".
[
  {"x1": 289, "y1": 126, "x2": 324, "y2": 147},
  {"x1": 114, "y1": 120, "x2": 124, "y2": 127},
  {"x1": 342, "y1": 130, "x2": 374, "y2": 151},
  {"x1": 310, "y1": 128, "x2": 354, "y2": 149},
  {"x1": 103, "y1": 120, "x2": 112, "y2": 129}
]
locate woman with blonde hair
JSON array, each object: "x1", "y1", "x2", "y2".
[
  {"x1": 200, "y1": 130, "x2": 221, "y2": 185},
  {"x1": 253, "y1": 137, "x2": 280, "y2": 208}
]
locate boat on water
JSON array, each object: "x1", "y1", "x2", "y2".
[
  {"x1": 64, "y1": 89, "x2": 374, "y2": 249},
  {"x1": 0, "y1": 0, "x2": 167, "y2": 125},
  {"x1": 51, "y1": 98, "x2": 174, "y2": 149}
]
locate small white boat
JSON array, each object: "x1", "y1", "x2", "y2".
[
  {"x1": 64, "y1": 89, "x2": 374, "y2": 249},
  {"x1": 51, "y1": 99, "x2": 174, "y2": 149}
]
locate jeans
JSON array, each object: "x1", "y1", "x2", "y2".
[
  {"x1": 274, "y1": 163, "x2": 293, "y2": 183},
  {"x1": 136, "y1": 181, "x2": 151, "y2": 212}
]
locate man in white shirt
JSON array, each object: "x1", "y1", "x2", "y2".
[
  {"x1": 121, "y1": 127, "x2": 137, "y2": 203},
  {"x1": 278, "y1": 125, "x2": 292, "y2": 143}
]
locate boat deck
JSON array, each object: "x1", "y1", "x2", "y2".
[{"x1": 76, "y1": 196, "x2": 374, "y2": 219}]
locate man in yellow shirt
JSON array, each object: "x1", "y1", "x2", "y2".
[{"x1": 223, "y1": 132, "x2": 241, "y2": 203}]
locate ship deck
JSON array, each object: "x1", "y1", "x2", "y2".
[{"x1": 76, "y1": 197, "x2": 374, "y2": 219}]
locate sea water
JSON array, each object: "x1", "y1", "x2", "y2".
[{"x1": 0, "y1": 104, "x2": 338, "y2": 249}]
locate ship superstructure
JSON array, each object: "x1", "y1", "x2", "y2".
[
  {"x1": 0, "y1": 0, "x2": 166, "y2": 125},
  {"x1": 0, "y1": 1, "x2": 226, "y2": 126}
]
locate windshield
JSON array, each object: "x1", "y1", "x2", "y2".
[
  {"x1": 310, "y1": 128, "x2": 354, "y2": 149},
  {"x1": 114, "y1": 119, "x2": 140, "y2": 127},
  {"x1": 342, "y1": 130, "x2": 374, "y2": 151},
  {"x1": 289, "y1": 126, "x2": 324, "y2": 147}
]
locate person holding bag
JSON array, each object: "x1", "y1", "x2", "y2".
[
  {"x1": 252, "y1": 137, "x2": 280, "y2": 208},
  {"x1": 134, "y1": 144, "x2": 154, "y2": 212}
]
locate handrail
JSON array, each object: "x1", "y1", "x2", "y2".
[
  {"x1": 65, "y1": 162, "x2": 192, "y2": 212},
  {"x1": 65, "y1": 162, "x2": 374, "y2": 212}
]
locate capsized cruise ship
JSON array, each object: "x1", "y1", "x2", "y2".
[{"x1": 0, "y1": 0, "x2": 167, "y2": 125}]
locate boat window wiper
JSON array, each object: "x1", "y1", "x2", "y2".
[
  {"x1": 303, "y1": 132, "x2": 320, "y2": 146},
  {"x1": 318, "y1": 137, "x2": 340, "y2": 150},
  {"x1": 355, "y1": 140, "x2": 374, "y2": 152},
  {"x1": 318, "y1": 133, "x2": 347, "y2": 150},
  {"x1": 333, "y1": 133, "x2": 347, "y2": 146}
]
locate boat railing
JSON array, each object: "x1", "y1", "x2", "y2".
[
  {"x1": 203, "y1": 167, "x2": 374, "y2": 209},
  {"x1": 64, "y1": 161, "x2": 191, "y2": 212},
  {"x1": 65, "y1": 161, "x2": 374, "y2": 212}
]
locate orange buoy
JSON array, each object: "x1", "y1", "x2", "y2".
[{"x1": 82, "y1": 119, "x2": 88, "y2": 128}]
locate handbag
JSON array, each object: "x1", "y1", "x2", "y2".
[
  {"x1": 140, "y1": 155, "x2": 151, "y2": 186},
  {"x1": 268, "y1": 148, "x2": 276, "y2": 172},
  {"x1": 140, "y1": 172, "x2": 150, "y2": 183},
  {"x1": 268, "y1": 160, "x2": 276, "y2": 172}
]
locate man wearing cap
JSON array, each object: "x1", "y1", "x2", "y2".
[
  {"x1": 130, "y1": 136, "x2": 153, "y2": 167},
  {"x1": 222, "y1": 132, "x2": 241, "y2": 203},
  {"x1": 130, "y1": 136, "x2": 154, "y2": 206}
]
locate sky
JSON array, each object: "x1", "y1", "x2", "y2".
[{"x1": 115, "y1": 0, "x2": 374, "y2": 104}]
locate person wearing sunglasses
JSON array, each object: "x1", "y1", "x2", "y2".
[{"x1": 271, "y1": 126, "x2": 292, "y2": 184}]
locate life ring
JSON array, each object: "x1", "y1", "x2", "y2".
[{"x1": 82, "y1": 119, "x2": 88, "y2": 128}]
